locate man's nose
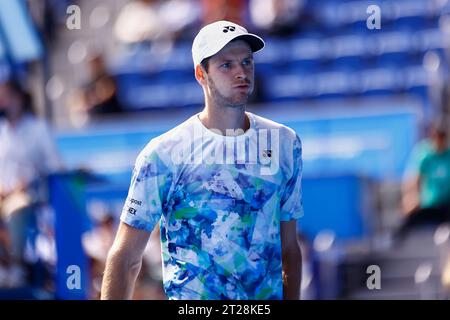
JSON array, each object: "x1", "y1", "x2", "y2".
[{"x1": 234, "y1": 65, "x2": 247, "y2": 80}]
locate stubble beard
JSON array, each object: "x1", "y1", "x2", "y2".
[{"x1": 207, "y1": 77, "x2": 251, "y2": 110}]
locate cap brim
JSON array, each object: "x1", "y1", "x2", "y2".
[{"x1": 232, "y1": 34, "x2": 265, "y2": 53}]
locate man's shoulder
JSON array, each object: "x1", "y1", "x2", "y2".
[
  {"x1": 416, "y1": 140, "x2": 439, "y2": 160},
  {"x1": 135, "y1": 115, "x2": 197, "y2": 165},
  {"x1": 250, "y1": 112, "x2": 299, "y2": 141}
]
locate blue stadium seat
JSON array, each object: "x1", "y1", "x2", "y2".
[
  {"x1": 357, "y1": 67, "x2": 402, "y2": 97},
  {"x1": 310, "y1": 1, "x2": 342, "y2": 30},
  {"x1": 377, "y1": 51, "x2": 412, "y2": 68},
  {"x1": 253, "y1": 37, "x2": 291, "y2": 69},
  {"x1": 158, "y1": 41, "x2": 193, "y2": 73},
  {"x1": 288, "y1": 36, "x2": 323, "y2": 69},
  {"x1": 327, "y1": 33, "x2": 369, "y2": 69},
  {"x1": 414, "y1": 28, "x2": 446, "y2": 52},
  {"x1": 402, "y1": 65, "x2": 432, "y2": 108},
  {"x1": 394, "y1": 16, "x2": 432, "y2": 31},
  {"x1": 261, "y1": 68, "x2": 314, "y2": 102},
  {"x1": 112, "y1": 40, "x2": 193, "y2": 77},
  {"x1": 111, "y1": 43, "x2": 156, "y2": 75},
  {"x1": 332, "y1": 56, "x2": 366, "y2": 71},
  {"x1": 115, "y1": 71, "x2": 202, "y2": 110},
  {"x1": 313, "y1": 69, "x2": 354, "y2": 100},
  {"x1": 375, "y1": 30, "x2": 413, "y2": 55},
  {"x1": 403, "y1": 65, "x2": 429, "y2": 90}
]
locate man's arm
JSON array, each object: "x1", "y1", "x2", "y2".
[
  {"x1": 101, "y1": 222, "x2": 151, "y2": 299},
  {"x1": 281, "y1": 219, "x2": 302, "y2": 300},
  {"x1": 401, "y1": 175, "x2": 421, "y2": 216}
]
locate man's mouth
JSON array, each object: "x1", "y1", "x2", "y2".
[{"x1": 233, "y1": 83, "x2": 250, "y2": 89}]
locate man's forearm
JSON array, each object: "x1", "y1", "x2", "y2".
[
  {"x1": 282, "y1": 245, "x2": 302, "y2": 300},
  {"x1": 101, "y1": 250, "x2": 142, "y2": 300},
  {"x1": 401, "y1": 176, "x2": 421, "y2": 215}
]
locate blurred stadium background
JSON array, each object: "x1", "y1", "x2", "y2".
[{"x1": 0, "y1": 0, "x2": 450, "y2": 300}]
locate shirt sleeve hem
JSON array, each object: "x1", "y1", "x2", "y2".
[
  {"x1": 280, "y1": 207, "x2": 304, "y2": 221},
  {"x1": 120, "y1": 214, "x2": 156, "y2": 233}
]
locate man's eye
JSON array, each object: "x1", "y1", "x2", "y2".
[
  {"x1": 243, "y1": 60, "x2": 253, "y2": 66},
  {"x1": 221, "y1": 63, "x2": 231, "y2": 69}
]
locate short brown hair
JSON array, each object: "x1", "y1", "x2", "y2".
[{"x1": 200, "y1": 57, "x2": 210, "y2": 73}]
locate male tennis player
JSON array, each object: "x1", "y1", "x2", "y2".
[{"x1": 101, "y1": 20, "x2": 304, "y2": 300}]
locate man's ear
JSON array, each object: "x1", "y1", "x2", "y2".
[{"x1": 195, "y1": 64, "x2": 206, "y2": 85}]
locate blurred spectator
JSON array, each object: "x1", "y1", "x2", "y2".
[
  {"x1": 200, "y1": 0, "x2": 246, "y2": 26},
  {"x1": 82, "y1": 213, "x2": 116, "y2": 299},
  {"x1": 398, "y1": 119, "x2": 450, "y2": 237},
  {"x1": 248, "y1": 0, "x2": 306, "y2": 36},
  {"x1": 158, "y1": 0, "x2": 201, "y2": 42},
  {"x1": 83, "y1": 212, "x2": 165, "y2": 299},
  {"x1": 0, "y1": 79, "x2": 62, "y2": 285},
  {"x1": 443, "y1": 254, "x2": 450, "y2": 295},
  {"x1": 114, "y1": 0, "x2": 165, "y2": 45},
  {"x1": 114, "y1": 0, "x2": 200, "y2": 45},
  {"x1": 72, "y1": 53, "x2": 124, "y2": 118}
]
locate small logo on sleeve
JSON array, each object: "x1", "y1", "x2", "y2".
[
  {"x1": 128, "y1": 207, "x2": 137, "y2": 215},
  {"x1": 130, "y1": 199, "x2": 142, "y2": 206}
]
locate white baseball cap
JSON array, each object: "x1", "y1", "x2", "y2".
[{"x1": 192, "y1": 20, "x2": 265, "y2": 68}]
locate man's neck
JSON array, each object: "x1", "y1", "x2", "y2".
[{"x1": 199, "y1": 103, "x2": 249, "y2": 136}]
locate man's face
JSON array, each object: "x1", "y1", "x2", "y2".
[
  {"x1": 431, "y1": 129, "x2": 448, "y2": 152},
  {"x1": 0, "y1": 85, "x2": 22, "y2": 116},
  {"x1": 202, "y1": 40, "x2": 255, "y2": 108},
  {"x1": 0, "y1": 85, "x2": 11, "y2": 110},
  {"x1": 0, "y1": 85, "x2": 20, "y2": 112}
]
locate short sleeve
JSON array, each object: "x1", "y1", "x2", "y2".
[
  {"x1": 403, "y1": 141, "x2": 429, "y2": 180},
  {"x1": 280, "y1": 135, "x2": 304, "y2": 221},
  {"x1": 120, "y1": 150, "x2": 172, "y2": 232}
]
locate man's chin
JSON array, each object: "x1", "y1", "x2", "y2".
[
  {"x1": 228, "y1": 95, "x2": 250, "y2": 107},
  {"x1": 226, "y1": 101, "x2": 248, "y2": 109}
]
